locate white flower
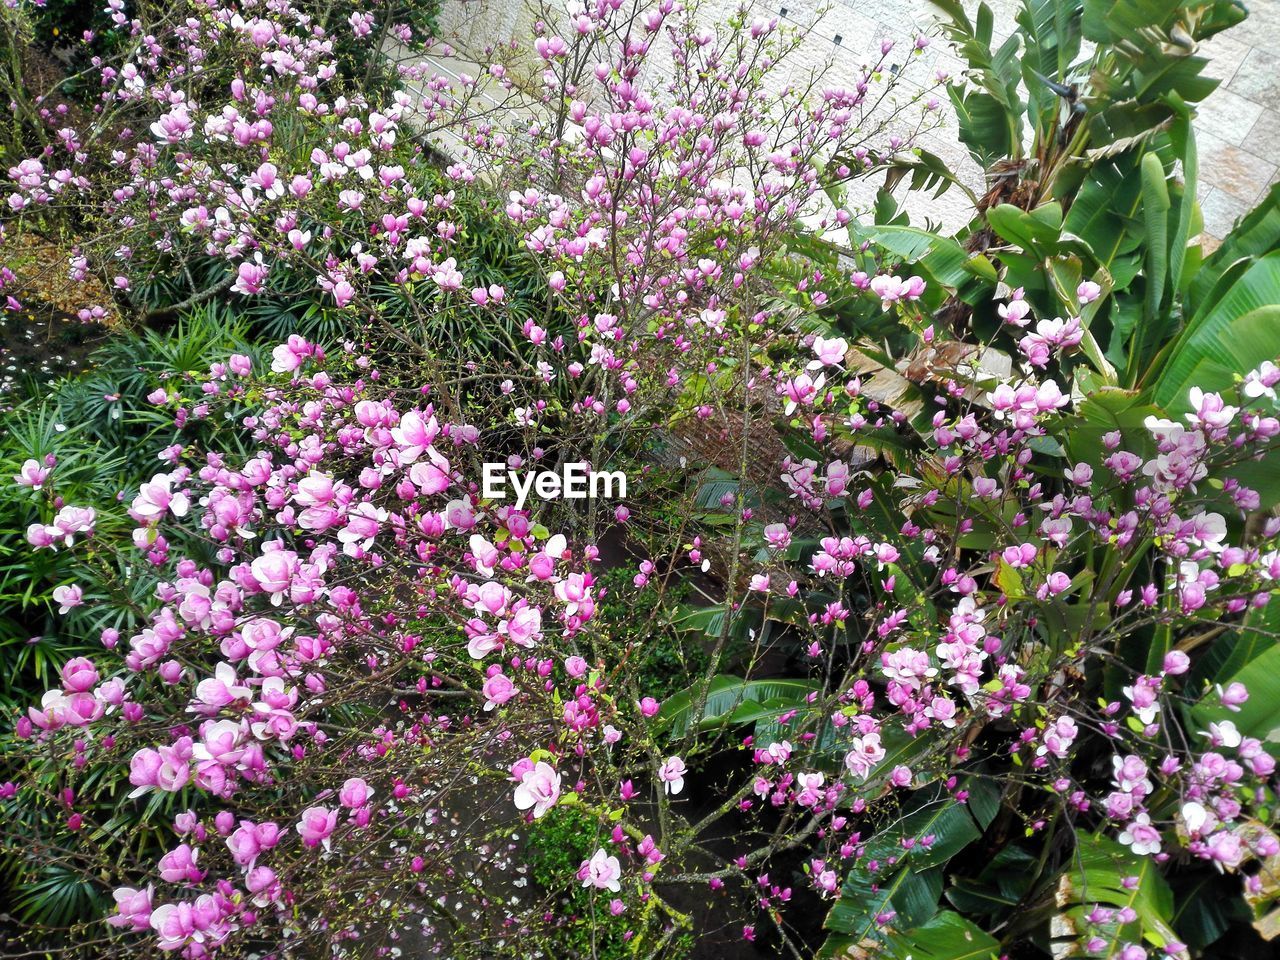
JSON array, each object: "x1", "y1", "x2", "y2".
[
  {"x1": 1203, "y1": 719, "x2": 1242, "y2": 748},
  {"x1": 1181, "y1": 801, "x2": 1212, "y2": 836}
]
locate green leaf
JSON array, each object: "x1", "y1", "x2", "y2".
[
  {"x1": 853, "y1": 224, "x2": 996, "y2": 287},
  {"x1": 986, "y1": 202, "x2": 1064, "y2": 257},
  {"x1": 1018, "y1": 0, "x2": 1083, "y2": 80},
  {"x1": 1082, "y1": 0, "x2": 1242, "y2": 43},
  {"x1": 885, "y1": 910, "x2": 1001, "y2": 959},
  {"x1": 1165, "y1": 98, "x2": 1197, "y2": 299},
  {"x1": 1188, "y1": 622, "x2": 1280, "y2": 756},
  {"x1": 1187, "y1": 600, "x2": 1280, "y2": 689},
  {"x1": 657, "y1": 676, "x2": 820, "y2": 738},
  {"x1": 823, "y1": 781, "x2": 1001, "y2": 951},
  {"x1": 1140, "y1": 150, "x2": 1171, "y2": 319},
  {"x1": 1147, "y1": 251, "x2": 1280, "y2": 413},
  {"x1": 1056, "y1": 833, "x2": 1186, "y2": 958},
  {"x1": 948, "y1": 87, "x2": 1015, "y2": 168},
  {"x1": 1061, "y1": 387, "x2": 1161, "y2": 473},
  {"x1": 1189, "y1": 180, "x2": 1280, "y2": 314},
  {"x1": 945, "y1": 844, "x2": 1040, "y2": 917},
  {"x1": 1063, "y1": 157, "x2": 1146, "y2": 273}
]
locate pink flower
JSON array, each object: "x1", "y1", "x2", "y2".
[
  {"x1": 869, "y1": 274, "x2": 925, "y2": 308},
  {"x1": 193, "y1": 719, "x2": 245, "y2": 766},
  {"x1": 106, "y1": 885, "x2": 153, "y2": 930},
  {"x1": 270, "y1": 342, "x2": 304, "y2": 374},
  {"x1": 60, "y1": 657, "x2": 98, "y2": 693},
  {"x1": 158, "y1": 843, "x2": 203, "y2": 883},
  {"x1": 52, "y1": 584, "x2": 83, "y2": 614},
  {"x1": 37, "y1": 505, "x2": 95, "y2": 548},
  {"x1": 579, "y1": 848, "x2": 623, "y2": 892},
  {"x1": 1219, "y1": 682, "x2": 1249, "y2": 710},
  {"x1": 130, "y1": 473, "x2": 189, "y2": 524},
  {"x1": 844, "y1": 733, "x2": 886, "y2": 780},
  {"x1": 391, "y1": 410, "x2": 439, "y2": 462},
  {"x1": 26, "y1": 522, "x2": 56, "y2": 549},
  {"x1": 1205, "y1": 830, "x2": 1244, "y2": 867},
  {"x1": 1117, "y1": 813, "x2": 1161, "y2": 856},
  {"x1": 513, "y1": 760, "x2": 561, "y2": 818},
  {"x1": 14, "y1": 458, "x2": 49, "y2": 489},
  {"x1": 245, "y1": 865, "x2": 281, "y2": 906},
  {"x1": 231, "y1": 258, "x2": 269, "y2": 296},
  {"x1": 482, "y1": 672, "x2": 517, "y2": 710},
  {"x1": 296, "y1": 805, "x2": 338, "y2": 849},
  {"x1": 148, "y1": 897, "x2": 220, "y2": 951},
  {"x1": 338, "y1": 777, "x2": 373, "y2": 809},
  {"x1": 337, "y1": 502, "x2": 386, "y2": 556},
  {"x1": 249, "y1": 548, "x2": 298, "y2": 603},
  {"x1": 194, "y1": 663, "x2": 251, "y2": 711},
  {"x1": 808, "y1": 335, "x2": 848, "y2": 369},
  {"x1": 154, "y1": 744, "x2": 192, "y2": 793},
  {"x1": 658, "y1": 756, "x2": 687, "y2": 795},
  {"x1": 321, "y1": 279, "x2": 352, "y2": 308}
]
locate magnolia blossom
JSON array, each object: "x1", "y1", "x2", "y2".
[
  {"x1": 14, "y1": 458, "x2": 49, "y2": 489},
  {"x1": 338, "y1": 777, "x2": 373, "y2": 809},
  {"x1": 1118, "y1": 813, "x2": 1161, "y2": 856},
  {"x1": 658, "y1": 756, "x2": 687, "y2": 795},
  {"x1": 106, "y1": 885, "x2": 153, "y2": 931},
  {"x1": 52, "y1": 584, "x2": 84, "y2": 613},
  {"x1": 513, "y1": 761, "x2": 561, "y2": 818},
  {"x1": 869, "y1": 273, "x2": 925, "y2": 308},
  {"x1": 807, "y1": 335, "x2": 848, "y2": 369},
  {"x1": 579, "y1": 848, "x2": 623, "y2": 892},
  {"x1": 130, "y1": 473, "x2": 190, "y2": 525},
  {"x1": 844, "y1": 732, "x2": 886, "y2": 780},
  {"x1": 295, "y1": 806, "x2": 338, "y2": 850},
  {"x1": 482, "y1": 671, "x2": 517, "y2": 710}
]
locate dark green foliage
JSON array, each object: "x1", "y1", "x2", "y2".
[{"x1": 523, "y1": 807, "x2": 633, "y2": 960}]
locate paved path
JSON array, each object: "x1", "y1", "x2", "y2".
[
  {"x1": 433, "y1": 0, "x2": 1280, "y2": 244},
  {"x1": 812, "y1": 0, "x2": 1280, "y2": 245}
]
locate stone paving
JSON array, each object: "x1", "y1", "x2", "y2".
[{"x1": 434, "y1": 0, "x2": 1280, "y2": 243}]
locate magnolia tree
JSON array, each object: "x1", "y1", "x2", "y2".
[{"x1": 3, "y1": 0, "x2": 1280, "y2": 958}]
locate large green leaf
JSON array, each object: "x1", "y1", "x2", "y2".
[
  {"x1": 1148, "y1": 251, "x2": 1280, "y2": 412},
  {"x1": 1018, "y1": 0, "x2": 1082, "y2": 80},
  {"x1": 986, "y1": 201, "x2": 1064, "y2": 258},
  {"x1": 1188, "y1": 180, "x2": 1280, "y2": 314},
  {"x1": 949, "y1": 87, "x2": 1016, "y2": 168},
  {"x1": 1056, "y1": 833, "x2": 1187, "y2": 958},
  {"x1": 1062, "y1": 157, "x2": 1146, "y2": 279},
  {"x1": 853, "y1": 224, "x2": 996, "y2": 288},
  {"x1": 1140, "y1": 150, "x2": 1170, "y2": 320},
  {"x1": 1083, "y1": 0, "x2": 1243, "y2": 44},
  {"x1": 1017, "y1": 0, "x2": 1084, "y2": 138},
  {"x1": 657, "y1": 675, "x2": 820, "y2": 738},
  {"x1": 885, "y1": 910, "x2": 1001, "y2": 959},
  {"x1": 821, "y1": 781, "x2": 1000, "y2": 952},
  {"x1": 1188, "y1": 619, "x2": 1280, "y2": 756},
  {"x1": 1187, "y1": 599, "x2": 1280, "y2": 690},
  {"x1": 945, "y1": 844, "x2": 1040, "y2": 917}
]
